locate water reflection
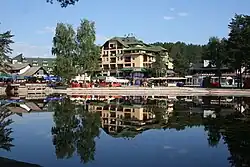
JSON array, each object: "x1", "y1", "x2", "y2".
[
  {"x1": 0, "y1": 104, "x2": 14, "y2": 151},
  {"x1": 50, "y1": 97, "x2": 101, "y2": 163},
  {"x1": 0, "y1": 100, "x2": 42, "y2": 166},
  {"x1": 1, "y1": 95, "x2": 250, "y2": 166}
]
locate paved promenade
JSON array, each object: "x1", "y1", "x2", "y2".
[
  {"x1": 1, "y1": 86, "x2": 250, "y2": 97},
  {"x1": 51, "y1": 87, "x2": 250, "y2": 97}
]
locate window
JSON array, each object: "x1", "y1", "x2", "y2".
[
  {"x1": 133, "y1": 63, "x2": 135, "y2": 67},
  {"x1": 106, "y1": 58, "x2": 108, "y2": 61},
  {"x1": 132, "y1": 57, "x2": 135, "y2": 60}
]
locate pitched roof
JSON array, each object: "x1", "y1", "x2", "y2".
[
  {"x1": 103, "y1": 36, "x2": 167, "y2": 53},
  {"x1": 104, "y1": 36, "x2": 146, "y2": 47},
  {"x1": 123, "y1": 45, "x2": 167, "y2": 52},
  {"x1": 25, "y1": 102, "x2": 42, "y2": 111},
  {"x1": 24, "y1": 57, "x2": 55, "y2": 68},
  {"x1": 12, "y1": 54, "x2": 24, "y2": 61},
  {"x1": 8, "y1": 63, "x2": 30, "y2": 70},
  {"x1": 108, "y1": 37, "x2": 128, "y2": 47},
  {"x1": 20, "y1": 66, "x2": 48, "y2": 77}
]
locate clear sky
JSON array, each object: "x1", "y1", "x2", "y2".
[{"x1": 0, "y1": 0, "x2": 249, "y2": 58}]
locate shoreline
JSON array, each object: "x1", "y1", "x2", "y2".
[
  {"x1": 51, "y1": 87, "x2": 250, "y2": 97},
  {"x1": 1, "y1": 86, "x2": 250, "y2": 97}
]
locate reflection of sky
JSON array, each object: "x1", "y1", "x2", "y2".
[{"x1": 0, "y1": 113, "x2": 230, "y2": 167}]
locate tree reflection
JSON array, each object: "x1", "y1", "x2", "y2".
[
  {"x1": 51, "y1": 98, "x2": 101, "y2": 163},
  {"x1": 221, "y1": 118, "x2": 250, "y2": 167},
  {"x1": 0, "y1": 106, "x2": 14, "y2": 151},
  {"x1": 204, "y1": 117, "x2": 222, "y2": 147}
]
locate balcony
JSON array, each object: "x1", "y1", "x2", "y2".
[
  {"x1": 117, "y1": 64, "x2": 123, "y2": 69},
  {"x1": 110, "y1": 51, "x2": 116, "y2": 56},
  {"x1": 103, "y1": 65, "x2": 109, "y2": 71},
  {"x1": 124, "y1": 57, "x2": 131, "y2": 62},
  {"x1": 110, "y1": 58, "x2": 116, "y2": 63},
  {"x1": 125, "y1": 64, "x2": 131, "y2": 67},
  {"x1": 109, "y1": 46, "x2": 116, "y2": 50},
  {"x1": 110, "y1": 64, "x2": 116, "y2": 70},
  {"x1": 110, "y1": 53, "x2": 116, "y2": 57}
]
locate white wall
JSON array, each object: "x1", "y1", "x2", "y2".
[
  {"x1": 19, "y1": 65, "x2": 31, "y2": 74},
  {"x1": 12, "y1": 60, "x2": 18, "y2": 64}
]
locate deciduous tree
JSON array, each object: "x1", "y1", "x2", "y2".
[
  {"x1": 47, "y1": 0, "x2": 79, "y2": 7},
  {"x1": 203, "y1": 36, "x2": 228, "y2": 84},
  {"x1": 52, "y1": 23, "x2": 76, "y2": 82},
  {"x1": 75, "y1": 19, "x2": 100, "y2": 76}
]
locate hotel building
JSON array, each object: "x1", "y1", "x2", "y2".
[{"x1": 100, "y1": 36, "x2": 173, "y2": 77}]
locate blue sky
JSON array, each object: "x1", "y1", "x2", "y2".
[{"x1": 1, "y1": 0, "x2": 249, "y2": 58}]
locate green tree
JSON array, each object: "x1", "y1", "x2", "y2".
[
  {"x1": 203, "y1": 37, "x2": 228, "y2": 85},
  {"x1": 227, "y1": 14, "x2": 250, "y2": 88},
  {"x1": 152, "y1": 41, "x2": 204, "y2": 76},
  {"x1": 0, "y1": 30, "x2": 14, "y2": 72},
  {"x1": 52, "y1": 23, "x2": 76, "y2": 83},
  {"x1": 75, "y1": 19, "x2": 100, "y2": 76},
  {"x1": 0, "y1": 107, "x2": 14, "y2": 151},
  {"x1": 47, "y1": 0, "x2": 79, "y2": 7},
  {"x1": 151, "y1": 52, "x2": 167, "y2": 77},
  {"x1": 173, "y1": 52, "x2": 189, "y2": 76}
]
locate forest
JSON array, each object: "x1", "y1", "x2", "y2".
[{"x1": 151, "y1": 41, "x2": 205, "y2": 76}]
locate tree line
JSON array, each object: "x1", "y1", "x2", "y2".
[
  {"x1": 151, "y1": 41, "x2": 205, "y2": 76},
  {"x1": 152, "y1": 14, "x2": 250, "y2": 85},
  {"x1": 1, "y1": 14, "x2": 250, "y2": 85}
]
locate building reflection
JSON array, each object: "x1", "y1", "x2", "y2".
[
  {"x1": 0, "y1": 99, "x2": 42, "y2": 166},
  {"x1": 2, "y1": 95, "x2": 250, "y2": 166},
  {"x1": 88, "y1": 97, "x2": 174, "y2": 137}
]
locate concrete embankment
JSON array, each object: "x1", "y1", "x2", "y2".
[
  {"x1": 1, "y1": 86, "x2": 250, "y2": 97},
  {"x1": 51, "y1": 87, "x2": 250, "y2": 97}
]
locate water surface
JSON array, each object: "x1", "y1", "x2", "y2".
[{"x1": 0, "y1": 95, "x2": 249, "y2": 167}]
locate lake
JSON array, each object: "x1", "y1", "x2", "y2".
[{"x1": 0, "y1": 95, "x2": 249, "y2": 167}]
